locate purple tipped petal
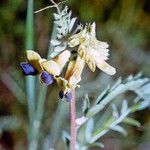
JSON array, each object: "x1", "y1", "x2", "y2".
[
  {"x1": 20, "y1": 62, "x2": 38, "y2": 75},
  {"x1": 40, "y1": 71, "x2": 54, "y2": 85},
  {"x1": 59, "y1": 90, "x2": 64, "y2": 99},
  {"x1": 65, "y1": 92, "x2": 72, "y2": 102}
]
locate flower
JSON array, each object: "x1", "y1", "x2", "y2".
[
  {"x1": 57, "y1": 56, "x2": 85, "y2": 96},
  {"x1": 20, "y1": 62, "x2": 38, "y2": 75},
  {"x1": 68, "y1": 22, "x2": 116, "y2": 75},
  {"x1": 20, "y1": 50, "x2": 70, "y2": 85},
  {"x1": 39, "y1": 71, "x2": 54, "y2": 85}
]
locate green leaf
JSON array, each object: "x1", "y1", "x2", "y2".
[
  {"x1": 95, "y1": 86, "x2": 110, "y2": 104},
  {"x1": 87, "y1": 75, "x2": 148, "y2": 119},
  {"x1": 135, "y1": 82, "x2": 150, "y2": 101},
  {"x1": 90, "y1": 117, "x2": 114, "y2": 143},
  {"x1": 110, "y1": 77, "x2": 122, "y2": 92},
  {"x1": 0, "y1": 116, "x2": 21, "y2": 135},
  {"x1": 121, "y1": 99, "x2": 128, "y2": 114},
  {"x1": 88, "y1": 142, "x2": 104, "y2": 148},
  {"x1": 85, "y1": 118, "x2": 94, "y2": 143},
  {"x1": 123, "y1": 117, "x2": 141, "y2": 127},
  {"x1": 112, "y1": 104, "x2": 119, "y2": 119},
  {"x1": 62, "y1": 131, "x2": 70, "y2": 147},
  {"x1": 82, "y1": 93, "x2": 90, "y2": 115},
  {"x1": 110, "y1": 125, "x2": 127, "y2": 136}
]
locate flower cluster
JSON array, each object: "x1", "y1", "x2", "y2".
[
  {"x1": 68, "y1": 22, "x2": 116, "y2": 75},
  {"x1": 20, "y1": 50, "x2": 71, "y2": 101},
  {"x1": 20, "y1": 23, "x2": 116, "y2": 101}
]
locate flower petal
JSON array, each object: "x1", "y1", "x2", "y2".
[
  {"x1": 68, "y1": 29, "x2": 86, "y2": 47},
  {"x1": 39, "y1": 71, "x2": 54, "y2": 85},
  {"x1": 95, "y1": 58, "x2": 116, "y2": 75},
  {"x1": 20, "y1": 62, "x2": 38, "y2": 75},
  {"x1": 53, "y1": 50, "x2": 71, "y2": 71},
  {"x1": 26, "y1": 50, "x2": 43, "y2": 71},
  {"x1": 26, "y1": 50, "x2": 41, "y2": 61},
  {"x1": 87, "y1": 59, "x2": 96, "y2": 72},
  {"x1": 42, "y1": 60, "x2": 61, "y2": 76},
  {"x1": 66, "y1": 57, "x2": 85, "y2": 88}
]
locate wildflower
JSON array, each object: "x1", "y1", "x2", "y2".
[
  {"x1": 57, "y1": 56, "x2": 85, "y2": 99},
  {"x1": 20, "y1": 50, "x2": 70, "y2": 85},
  {"x1": 68, "y1": 22, "x2": 116, "y2": 75},
  {"x1": 20, "y1": 62, "x2": 38, "y2": 75},
  {"x1": 40, "y1": 71, "x2": 54, "y2": 85}
]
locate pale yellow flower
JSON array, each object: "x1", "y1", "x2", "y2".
[
  {"x1": 56, "y1": 56, "x2": 85, "y2": 94},
  {"x1": 68, "y1": 22, "x2": 116, "y2": 75},
  {"x1": 20, "y1": 50, "x2": 71, "y2": 86},
  {"x1": 26, "y1": 50, "x2": 71, "y2": 76},
  {"x1": 26, "y1": 50, "x2": 47, "y2": 73}
]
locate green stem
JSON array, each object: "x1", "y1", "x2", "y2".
[
  {"x1": 30, "y1": 14, "x2": 58, "y2": 150},
  {"x1": 25, "y1": 0, "x2": 36, "y2": 147},
  {"x1": 29, "y1": 85, "x2": 47, "y2": 150}
]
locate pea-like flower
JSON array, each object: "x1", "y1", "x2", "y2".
[
  {"x1": 56, "y1": 56, "x2": 85, "y2": 100},
  {"x1": 68, "y1": 22, "x2": 116, "y2": 75},
  {"x1": 20, "y1": 50, "x2": 70, "y2": 85}
]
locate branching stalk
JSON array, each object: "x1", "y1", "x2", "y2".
[{"x1": 34, "y1": 0, "x2": 67, "y2": 14}]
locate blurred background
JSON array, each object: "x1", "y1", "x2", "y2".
[{"x1": 0, "y1": 0, "x2": 150, "y2": 150}]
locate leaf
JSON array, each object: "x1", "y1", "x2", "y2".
[
  {"x1": 82, "y1": 93, "x2": 90, "y2": 115},
  {"x1": 62, "y1": 131, "x2": 70, "y2": 147},
  {"x1": 134, "y1": 72, "x2": 142, "y2": 80},
  {"x1": 135, "y1": 82, "x2": 150, "y2": 101},
  {"x1": 123, "y1": 117, "x2": 141, "y2": 127},
  {"x1": 87, "y1": 75, "x2": 149, "y2": 118},
  {"x1": 53, "y1": 13, "x2": 60, "y2": 20},
  {"x1": 86, "y1": 104, "x2": 102, "y2": 118},
  {"x1": 130, "y1": 100, "x2": 149, "y2": 112},
  {"x1": 110, "y1": 77, "x2": 122, "y2": 92},
  {"x1": 51, "y1": 40, "x2": 61, "y2": 46},
  {"x1": 0, "y1": 116, "x2": 21, "y2": 135},
  {"x1": 69, "y1": 17, "x2": 77, "y2": 32},
  {"x1": 90, "y1": 117, "x2": 114, "y2": 143},
  {"x1": 95, "y1": 86, "x2": 110, "y2": 104},
  {"x1": 49, "y1": 6, "x2": 83, "y2": 59},
  {"x1": 137, "y1": 101, "x2": 150, "y2": 111},
  {"x1": 121, "y1": 99, "x2": 128, "y2": 114},
  {"x1": 0, "y1": 68, "x2": 26, "y2": 104},
  {"x1": 112, "y1": 104, "x2": 119, "y2": 119},
  {"x1": 88, "y1": 142, "x2": 104, "y2": 148},
  {"x1": 53, "y1": 44, "x2": 66, "y2": 52},
  {"x1": 110, "y1": 125, "x2": 127, "y2": 136},
  {"x1": 85, "y1": 118, "x2": 94, "y2": 143},
  {"x1": 77, "y1": 74, "x2": 150, "y2": 149}
]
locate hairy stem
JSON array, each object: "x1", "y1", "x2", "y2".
[{"x1": 70, "y1": 90, "x2": 77, "y2": 150}]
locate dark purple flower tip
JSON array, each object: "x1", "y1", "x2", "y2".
[
  {"x1": 40, "y1": 71, "x2": 54, "y2": 85},
  {"x1": 59, "y1": 90, "x2": 64, "y2": 99},
  {"x1": 20, "y1": 62, "x2": 38, "y2": 75},
  {"x1": 65, "y1": 92, "x2": 72, "y2": 102}
]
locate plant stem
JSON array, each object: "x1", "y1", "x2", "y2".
[
  {"x1": 25, "y1": 0, "x2": 37, "y2": 149},
  {"x1": 70, "y1": 90, "x2": 77, "y2": 150},
  {"x1": 26, "y1": 0, "x2": 35, "y2": 126}
]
